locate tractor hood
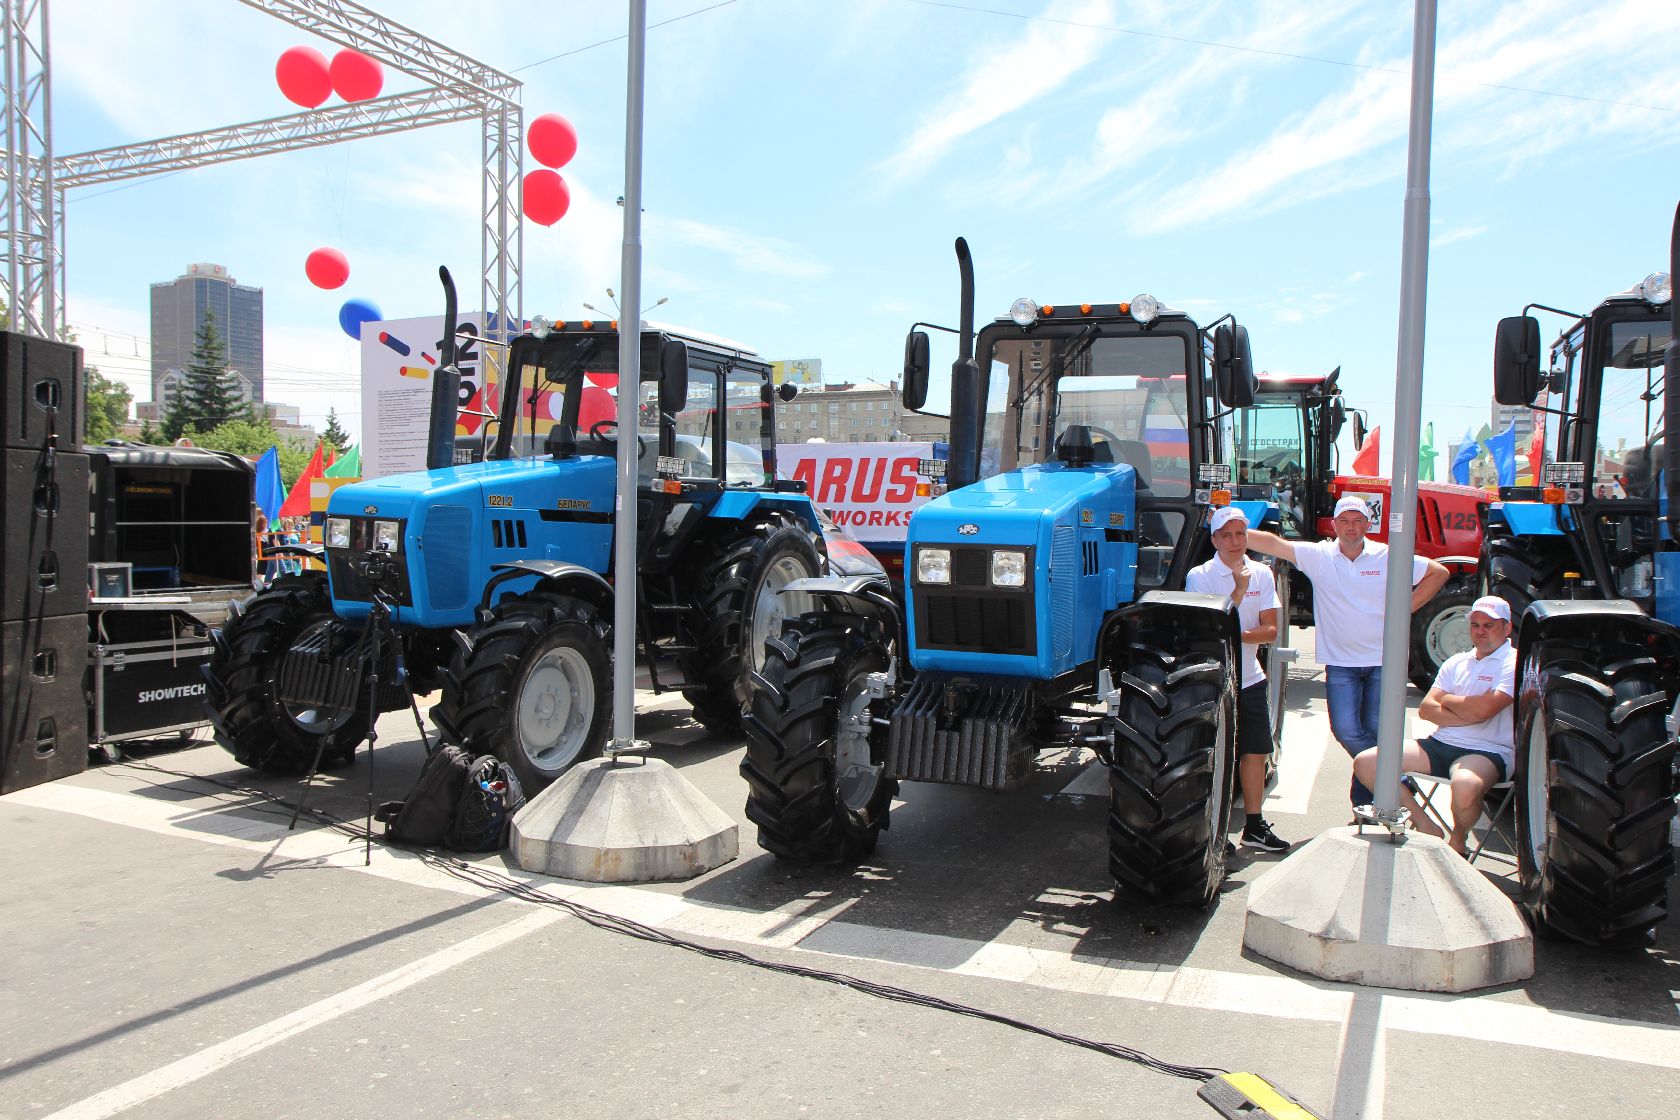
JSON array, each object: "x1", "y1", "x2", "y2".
[{"x1": 905, "y1": 459, "x2": 1141, "y2": 679}]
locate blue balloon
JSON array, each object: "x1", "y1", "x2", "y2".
[{"x1": 338, "y1": 297, "x2": 381, "y2": 340}]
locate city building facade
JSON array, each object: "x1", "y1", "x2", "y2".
[{"x1": 149, "y1": 262, "x2": 265, "y2": 403}]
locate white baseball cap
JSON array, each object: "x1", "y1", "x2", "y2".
[
  {"x1": 1209, "y1": 506, "x2": 1249, "y2": 533},
  {"x1": 1469, "y1": 595, "x2": 1512, "y2": 623},
  {"x1": 1333, "y1": 495, "x2": 1373, "y2": 521}
]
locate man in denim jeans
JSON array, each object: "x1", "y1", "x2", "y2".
[{"x1": 1244, "y1": 496, "x2": 1449, "y2": 808}]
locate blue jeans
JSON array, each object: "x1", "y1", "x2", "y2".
[{"x1": 1325, "y1": 664, "x2": 1380, "y2": 807}]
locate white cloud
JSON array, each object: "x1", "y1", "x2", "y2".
[
  {"x1": 653, "y1": 217, "x2": 829, "y2": 280},
  {"x1": 1429, "y1": 223, "x2": 1487, "y2": 249},
  {"x1": 876, "y1": 0, "x2": 1117, "y2": 185}
]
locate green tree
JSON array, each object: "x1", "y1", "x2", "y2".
[
  {"x1": 84, "y1": 365, "x2": 133, "y2": 443},
  {"x1": 138, "y1": 419, "x2": 164, "y2": 444},
  {"x1": 193, "y1": 417, "x2": 319, "y2": 489},
  {"x1": 321, "y1": 407, "x2": 351, "y2": 454},
  {"x1": 166, "y1": 310, "x2": 251, "y2": 439}
]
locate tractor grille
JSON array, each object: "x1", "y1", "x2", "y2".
[
  {"x1": 886, "y1": 673, "x2": 1036, "y2": 789},
  {"x1": 913, "y1": 544, "x2": 1035, "y2": 656},
  {"x1": 1051, "y1": 525, "x2": 1076, "y2": 658}
]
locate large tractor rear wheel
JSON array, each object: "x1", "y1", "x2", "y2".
[
  {"x1": 205, "y1": 573, "x2": 370, "y2": 773},
  {"x1": 1408, "y1": 579, "x2": 1476, "y2": 691},
  {"x1": 434, "y1": 589, "x2": 611, "y2": 793},
  {"x1": 1106, "y1": 643, "x2": 1238, "y2": 907},
  {"x1": 679, "y1": 513, "x2": 820, "y2": 735},
  {"x1": 1515, "y1": 641, "x2": 1676, "y2": 943},
  {"x1": 740, "y1": 614, "x2": 896, "y2": 862}
]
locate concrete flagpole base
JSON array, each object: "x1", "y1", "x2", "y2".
[
  {"x1": 1244, "y1": 826, "x2": 1533, "y2": 993},
  {"x1": 511, "y1": 756, "x2": 738, "y2": 883}
]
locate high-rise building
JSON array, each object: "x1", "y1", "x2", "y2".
[{"x1": 149, "y1": 263, "x2": 264, "y2": 404}]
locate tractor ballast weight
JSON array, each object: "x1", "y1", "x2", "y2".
[
  {"x1": 745, "y1": 238, "x2": 1259, "y2": 906},
  {"x1": 1479, "y1": 202, "x2": 1679, "y2": 944},
  {"x1": 207, "y1": 274, "x2": 827, "y2": 791}
]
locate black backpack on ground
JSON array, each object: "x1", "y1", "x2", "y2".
[
  {"x1": 445, "y1": 755, "x2": 526, "y2": 852},
  {"x1": 376, "y1": 744, "x2": 472, "y2": 846}
]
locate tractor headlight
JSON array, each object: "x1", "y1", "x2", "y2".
[
  {"x1": 1129, "y1": 293, "x2": 1160, "y2": 324},
  {"x1": 916, "y1": 547, "x2": 952, "y2": 584},
  {"x1": 326, "y1": 517, "x2": 351, "y2": 549},
  {"x1": 991, "y1": 549, "x2": 1027, "y2": 587},
  {"x1": 1010, "y1": 297, "x2": 1039, "y2": 327},
  {"x1": 372, "y1": 520, "x2": 402, "y2": 552},
  {"x1": 1639, "y1": 271, "x2": 1671, "y2": 304}
]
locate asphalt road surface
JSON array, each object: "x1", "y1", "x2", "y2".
[{"x1": 3, "y1": 637, "x2": 1677, "y2": 1120}]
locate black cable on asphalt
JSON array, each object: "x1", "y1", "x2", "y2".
[{"x1": 113, "y1": 756, "x2": 1226, "y2": 1085}]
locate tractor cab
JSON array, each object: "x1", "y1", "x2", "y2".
[
  {"x1": 1490, "y1": 270, "x2": 1674, "y2": 619},
  {"x1": 1225, "y1": 370, "x2": 1350, "y2": 537}
]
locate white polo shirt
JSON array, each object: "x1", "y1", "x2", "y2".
[
  {"x1": 1186, "y1": 556, "x2": 1278, "y2": 690},
  {"x1": 1291, "y1": 539, "x2": 1430, "y2": 667},
  {"x1": 1428, "y1": 640, "x2": 1518, "y2": 766}
]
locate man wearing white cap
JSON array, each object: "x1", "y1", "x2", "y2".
[
  {"x1": 1352, "y1": 596, "x2": 1516, "y2": 853},
  {"x1": 1244, "y1": 495, "x2": 1450, "y2": 808},
  {"x1": 1187, "y1": 506, "x2": 1291, "y2": 852}
]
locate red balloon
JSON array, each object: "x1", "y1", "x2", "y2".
[
  {"x1": 304, "y1": 247, "x2": 350, "y2": 290},
  {"x1": 330, "y1": 49, "x2": 383, "y2": 102},
  {"x1": 528, "y1": 113, "x2": 579, "y2": 169},
  {"x1": 276, "y1": 46, "x2": 331, "y2": 109},
  {"x1": 522, "y1": 170, "x2": 570, "y2": 226}
]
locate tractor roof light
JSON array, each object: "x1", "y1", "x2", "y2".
[
  {"x1": 530, "y1": 314, "x2": 553, "y2": 339},
  {"x1": 1010, "y1": 297, "x2": 1039, "y2": 327},
  {"x1": 1638, "y1": 271, "x2": 1671, "y2": 304},
  {"x1": 1129, "y1": 293, "x2": 1160, "y2": 324}
]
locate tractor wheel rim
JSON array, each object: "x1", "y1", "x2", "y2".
[
  {"x1": 1525, "y1": 710, "x2": 1549, "y2": 874},
  {"x1": 750, "y1": 555, "x2": 814, "y2": 672},
  {"x1": 1206, "y1": 690, "x2": 1231, "y2": 883},
  {"x1": 518, "y1": 646, "x2": 594, "y2": 771},
  {"x1": 1426, "y1": 604, "x2": 1473, "y2": 666},
  {"x1": 281, "y1": 619, "x2": 345, "y2": 734},
  {"x1": 834, "y1": 667, "x2": 881, "y2": 812}
]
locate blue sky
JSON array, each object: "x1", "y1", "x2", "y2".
[{"x1": 51, "y1": 0, "x2": 1680, "y2": 467}]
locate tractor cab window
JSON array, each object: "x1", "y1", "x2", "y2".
[
  {"x1": 1225, "y1": 393, "x2": 1308, "y2": 532},
  {"x1": 1595, "y1": 317, "x2": 1669, "y2": 500},
  {"x1": 667, "y1": 368, "x2": 769, "y2": 486}
]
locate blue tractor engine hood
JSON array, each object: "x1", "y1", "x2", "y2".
[
  {"x1": 324, "y1": 455, "x2": 616, "y2": 627},
  {"x1": 906, "y1": 459, "x2": 1140, "y2": 679}
]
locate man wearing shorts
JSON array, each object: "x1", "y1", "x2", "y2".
[
  {"x1": 1186, "y1": 506, "x2": 1290, "y2": 853},
  {"x1": 1351, "y1": 595, "x2": 1516, "y2": 853}
]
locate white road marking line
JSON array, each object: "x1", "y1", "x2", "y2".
[
  {"x1": 1329, "y1": 993, "x2": 1387, "y2": 1120},
  {"x1": 37, "y1": 907, "x2": 557, "y2": 1120},
  {"x1": 9, "y1": 781, "x2": 1680, "y2": 1072},
  {"x1": 1056, "y1": 760, "x2": 1108, "y2": 799},
  {"x1": 1265, "y1": 708, "x2": 1331, "y2": 816}
]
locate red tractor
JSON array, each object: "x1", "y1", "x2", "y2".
[{"x1": 1229, "y1": 369, "x2": 1488, "y2": 688}]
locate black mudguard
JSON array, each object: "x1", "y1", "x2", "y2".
[
  {"x1": 1097, "y1": 590, "x2": 1242, "y2": 676},
  {"x1": 479, "y1": 559, "x2": 613, "y2": 617},
  {"x1": 1515, "y1": 599, "x2": 1680, "y2": 685},
  {"x1": 780, "y1": 574, "x2": 907, "y2": 658}
]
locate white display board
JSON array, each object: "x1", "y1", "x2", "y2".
[{"x1": 776, "y1": 441, "x2": 935, "y2": 544}]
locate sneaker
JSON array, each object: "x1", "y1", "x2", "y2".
[{"x1": 1241, "y1": 819, "x2": 1292, "y2": 853}]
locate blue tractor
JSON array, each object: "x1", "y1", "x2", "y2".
[
  {"x1": 742, "y1": 240, "x2": 1260, "y2": 905},
  {"x1": 1480, "y1": 205, "x2": 1678, "y2": 944},
  {"x1": 208, "y1": 275, "x2": 827, "y2": 791}
]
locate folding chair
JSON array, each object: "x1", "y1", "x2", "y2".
[{"x1": 1403, "y1": 770, "x2": 1517, "y2": 864}]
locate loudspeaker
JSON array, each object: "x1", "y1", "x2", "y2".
[
  {"x1": 2, "y1": 448, "x2": 90, "y2": 622},
  {"x1": 0, "y1": 331, "x2": 84, "y2": 451},
  {"x1": 2, "y1": 612, "x2": 88, "y2": 794}
]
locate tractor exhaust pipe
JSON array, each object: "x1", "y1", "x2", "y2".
[
  {"x1": 1666, "y1": 201, "x2": 1679, "y2": 533},
  {"x1": 947, "y1": 237, "x2": 981, "y2": 490},
  {"x1": 427, "y1": 266, "x2": 463, "y2": 471}
]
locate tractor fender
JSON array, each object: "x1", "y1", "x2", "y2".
[
  {"x1": 1515, "y1": 599, "x2": 1680, "y2": 677},
  {"x1": 1096, "y1": 590, "x2": 1241, "y2": 676},
  {"x1": 706, "y1": 490, "x2": 822, "y2": 535},
  {"x1": 478, "y1": 559, "x2": 612, "y2": 619},
  {"x1": 1434, "y1": 553, "x2": 1479, "y2": 576},
  {"x1": 779, "y1": 574, "x2": 906, "y2": 654}
]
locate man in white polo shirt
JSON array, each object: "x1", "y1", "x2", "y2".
[
  {"x1": 1245, "y1": 495, "x2": 1449, "y2": 808},
  {"x1": 1186, "y1": 506, "x2": 1290, "y2": 852},
  {"x1": 1351, "y1": 595, "x2": 1516, "y2": 853}
]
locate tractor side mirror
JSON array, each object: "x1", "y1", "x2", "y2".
[
  {"x1": 1327, "y1": 397, "x2": 1347, "y2": 443},
  {"x1": 659, "y1": 339, "x2": 690, "y2": 415},
  {"x1": 1352, "y1": 411, "x2": 1368, "y2": 450},
  {"x1": 778, "y1": 382, "x2": 798, "y2": 402},
  {"x1": 1213, "y1": 324, "x2": 1257, "y2": 408},
  {"x1": 902, "y1": 330, "x2": 931, "y2": 411},
  {"x1": 1493, "y1": 315, "x2": 1542, "y2": 405}
]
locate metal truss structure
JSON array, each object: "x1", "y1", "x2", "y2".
[{"x1": 3, "y1": 0, "x2": 522, "y2": 354}]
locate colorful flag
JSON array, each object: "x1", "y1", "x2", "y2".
[
  {"x1": 280, "y1": 442, "x2": 327, "y2": 518},
  {"x1": 253, "y1": 446, "x2": 285, "y2": 526},
  {"x1": 1484, "y1": 421, "x2": 1518, "y2": 487},
  {"x1": 1418, "y1": 422, "x2": 1437, "y2": 482},
  {"x1": 1351, "y1": 426, "x2": 1381, "y2": 476},
  {"x1": 1450, "y1": 428, "x2": 1478, "y2": 485},
  {"x1": 1526, "y1": 414, "x2": 1545, "y2": 483},
  {"x1": 323, "y1": 445, "x2": 361, "y2": 477}
]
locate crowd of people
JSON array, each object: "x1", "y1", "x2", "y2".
[
  {"x1": 254, "y1": 513, "x2": 310, "y2": 580},
  {"x1": 1205, "y1": 497, "x2": 1517, "y2": 858}
]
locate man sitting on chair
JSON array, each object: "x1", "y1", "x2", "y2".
[{"x1": 1351, "y1": 595, "x2": 1516, "y2": 854}]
